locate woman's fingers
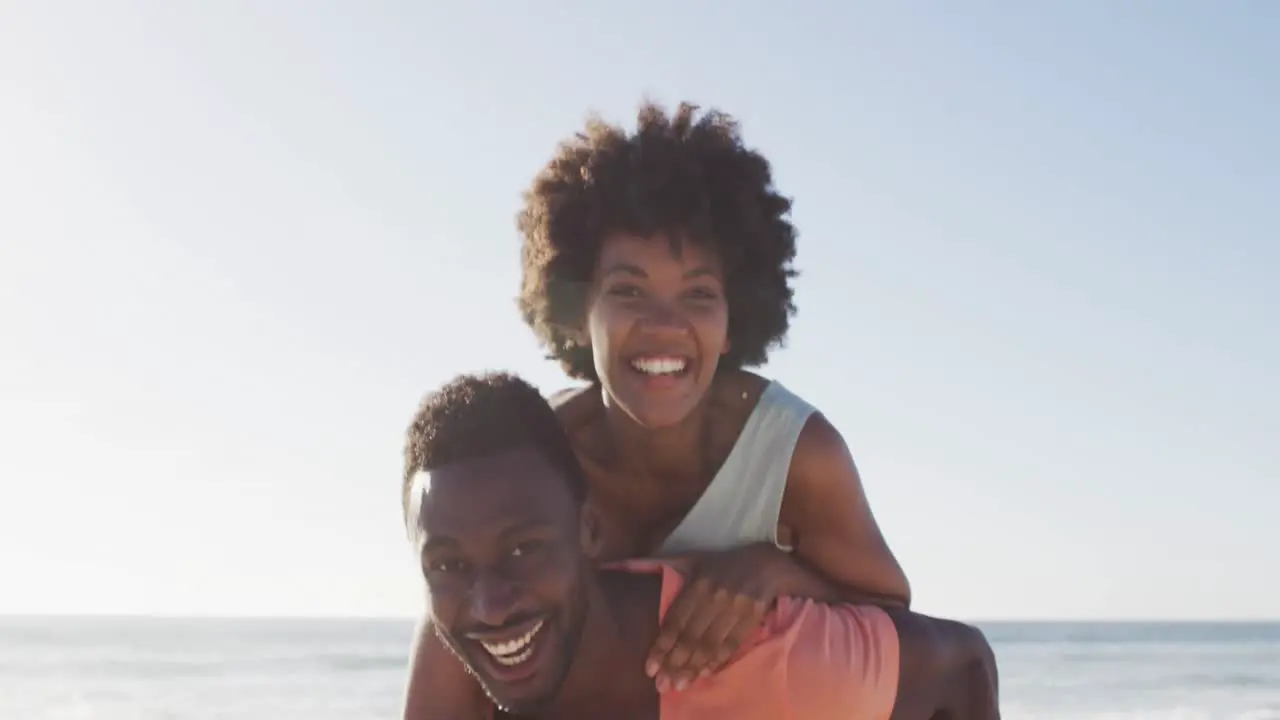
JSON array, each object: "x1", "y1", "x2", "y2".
[{"x1": 649, "y1": 582, "x2": 767, "y2": 691}]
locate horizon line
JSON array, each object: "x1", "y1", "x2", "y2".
[{"x1": 2, "y1": 612, "x2": 1278, "y2": 624}]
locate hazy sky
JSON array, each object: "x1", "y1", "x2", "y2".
[{"x1": 2, "y1": 2, "x2": 1276, "y2": 621}]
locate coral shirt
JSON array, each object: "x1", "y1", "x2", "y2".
[
  {"x1": 634, "y1": 560, "x2": 900, "y2": 720},
  {"x1": 486, "y1": 560, "x2": 900, "y2": 720}
]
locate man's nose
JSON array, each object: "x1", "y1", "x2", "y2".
[{"x1": 469, "y1": 571, "x2": 521, "y2": 627}]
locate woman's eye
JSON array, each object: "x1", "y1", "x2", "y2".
[
  {"x1": 685, "y1": 287, "x2": 720, "y2": 300},
  {"x1": 607, "y1": 284, "x2": 643, "y2": 298}
]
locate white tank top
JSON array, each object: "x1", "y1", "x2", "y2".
[{"x1": 657, "y1": 380, "x2": 816, "y2": 554}]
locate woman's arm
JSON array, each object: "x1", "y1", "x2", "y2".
[
  {"x1": 402, "y1": 616, "x2": 488, "y2": 720},
  {"x1": 645, "y1": 412, "x2": 912, "y2": 689},
  {"x1": 780, "y1": 412, "x2": 911, "y2": 607}
]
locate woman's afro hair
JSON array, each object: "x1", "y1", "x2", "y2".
[{"x1": 516, "y1": 100, "x2": 799, "y2": 381}]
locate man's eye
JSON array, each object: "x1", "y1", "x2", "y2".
[
  {"x1": 685, "y1": 287, "x2": 720, "y2": 300},
  {"x1": 429, "y1": 558, "x2": 466, "y2": 573},
  {"x1": 510, "y1": 541, "x2": 544, "y2": 558}
]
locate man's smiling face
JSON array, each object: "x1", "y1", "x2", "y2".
[{"x1": 411, "y1": 445, "x2": 590, "y2": 715}]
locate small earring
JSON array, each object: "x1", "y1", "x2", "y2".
[{"x1": 741, "y1": 391, "x2": 748, "y2": 400}]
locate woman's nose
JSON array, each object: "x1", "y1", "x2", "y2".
[{"x1": 636, "y1": 297, "x2": 689, "y2": 332}]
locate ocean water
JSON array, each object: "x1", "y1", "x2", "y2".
[{"x1": 1, "y1": 617, "x2": 1277, "y2": 719}]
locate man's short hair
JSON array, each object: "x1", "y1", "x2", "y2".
[{"x1": 402, "y1": 372, "x2": 587, "y2": 523}]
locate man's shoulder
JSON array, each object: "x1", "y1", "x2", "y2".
[
  {"x1": 601, "y1": 560, "x2": 675, "y2": 593},
  {"x1": 601, "y1": 560, "x2": 682, "y2": 617}
]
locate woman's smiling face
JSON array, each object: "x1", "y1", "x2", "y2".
[{"x1": 585, "y1": 231, "x2": 730, "y2": 429}]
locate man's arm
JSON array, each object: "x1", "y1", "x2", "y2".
[{"x1": 402, "y1": 616, "x2": 488, "y2": 720}]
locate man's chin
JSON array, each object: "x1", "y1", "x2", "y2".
[
  {"x1": 486, "y1": 690, "x2": 558, "y2": 717},
  {"x1": 477, "y1": 672, "x2": 560, "y2": 717},
  {"x1": 463, "y1": 636, "x2": 564, "y2": 714}
]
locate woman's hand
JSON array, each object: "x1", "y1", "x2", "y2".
[{"x1": 645, "y1": 543, "x2": 794, "y2": 692}]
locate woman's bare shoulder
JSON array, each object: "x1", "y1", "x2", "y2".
[
  {"x1": 702, "y1": 371, "x2": 774, "y2": 457},
  {"x1": 549, "y1": 384, "x2": 599, "y2": 429},
  {"x1": 708, "y1": 370, "x2": 772, "y2": 412}
]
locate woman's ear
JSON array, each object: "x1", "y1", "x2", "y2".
[
  {"x1": 579, "y1": 501, "x2": 605, "y2": 560},
  {"x1": 571, "y1": 308, "x2": 593, "y2": 347},
  {"x1": 557, "y1": 320, "x2": 590, "y2": 351}
]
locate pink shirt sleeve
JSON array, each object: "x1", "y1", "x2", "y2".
[{"x1": 649, "y1": 561, "x2": 901, "y2": 720}]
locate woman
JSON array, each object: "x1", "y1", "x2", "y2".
[{"x1": 403, "y1": 101, "x2": 910, "y2": 718}]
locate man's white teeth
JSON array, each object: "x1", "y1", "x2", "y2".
[
  {"x1": 632, "y1": 357, "x2": 687, "y2": 375},
  {"x1": 493, "y1": 643, "x2": 535, "y2": 666},
  {"x1": 480, "y1": 620, "x2": 543, "y2": 665}
]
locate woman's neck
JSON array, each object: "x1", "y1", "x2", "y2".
[{"x1": 600, "y1": 388, "x2": 712, "y2": 483}]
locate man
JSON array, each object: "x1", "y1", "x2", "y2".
[{"x1": 403, "y1": 371, "x2": 1001, "y2": 720}]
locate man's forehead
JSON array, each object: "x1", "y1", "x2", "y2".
[{"x1": 411, "y1": 446, "x2": 572, "y2": 538}]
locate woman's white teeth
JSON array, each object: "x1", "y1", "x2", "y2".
[
  {"x1": 480, "y1": 620, "x2": 543, "y2": 666},
  {"x1": 632, "y1": 357, "x2": 687, "y2": 375}
]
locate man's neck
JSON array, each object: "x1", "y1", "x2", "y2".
[{"x1": 538, "y1": 568, "x2": 662, "y2": 720}]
